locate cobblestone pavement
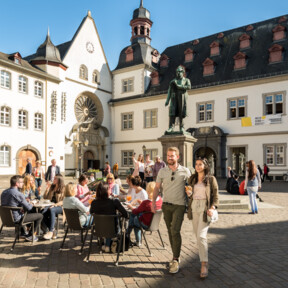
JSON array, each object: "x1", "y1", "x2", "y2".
[{"x1": 0, "y1": 177, "x2": 287, "y2": 288}]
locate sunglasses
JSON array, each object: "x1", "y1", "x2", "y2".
[{"x1": 171, "y1": 171, "x2": 175, "y2": 181}]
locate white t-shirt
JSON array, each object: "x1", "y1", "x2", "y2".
[
  {"x1": 131, "y1": 188, "x2": 148, "y2": 201},
  {"x1": 139, "y1": 162, "x2": 145, "y2": 173}
]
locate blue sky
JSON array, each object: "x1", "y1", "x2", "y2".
[{"x1": 1, "y1": 0, "x2": 288, "y2": 70}]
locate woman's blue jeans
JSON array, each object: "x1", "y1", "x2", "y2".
[
  {"x1": 128, "y1": 214, "x2": 148, "y2": 242},
  {"x1": 247, "y1": 188, "x2": 258, "y2": 213},
  {"x1": 42, "y1": 206, "x2": 63, "y2": 231}
]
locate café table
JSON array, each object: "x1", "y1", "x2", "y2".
[{"x1": 33, "y1": 201, "x2": 54, "y2": 235}]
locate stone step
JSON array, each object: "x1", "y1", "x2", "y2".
[
  {"x1": 219, "y1": 199, "x2": 242, "y2": 204},
  {"x1": 218, "y1": 203, "x2": 249, "y2": 210}
]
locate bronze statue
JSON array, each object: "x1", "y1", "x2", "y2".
[{"x1": 165, "y1": 65, "x2": 191, "y2": 134}]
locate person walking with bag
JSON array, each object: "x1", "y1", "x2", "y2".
[
  {"x1": 245, "y1": 160, "x2": 261, "y2": 214},
  {"x1": 152, "y1": 147, "x2": 191, "y2": 274},
  {"x1": 186, "y1": 157, "x2": 219, "y2": 279}
]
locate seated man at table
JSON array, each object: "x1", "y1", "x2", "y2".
[
  {"x1": 1, "y1": 175, "x2": 43, "y2": 242},
  {"x1": 90, "y1": 182, "x2": 128, "y2": 253},
  {"x1": 127, "y1": 181, "x2": 162, "y2": 247}
]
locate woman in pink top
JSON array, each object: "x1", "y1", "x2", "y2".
[{"x1": 76, "y1": 174, "x2": 92, "y2": 206}]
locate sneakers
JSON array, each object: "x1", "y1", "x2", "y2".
[
  {"x1": 52, "y1": 229, "x2": 57, "y2": 240},
  {"x1": 136, "y1": 241, "x2": 142, "y2": 247},
  {"x1": 43, "y1": 231, "x2": 53, "y2": 240},
  {"x1": 20, "y1": 232, "x2": 29, "y2": 239},
  {"x1": 101, "y1": 245, "x2": 110, "y2": 253},
  {"x1": 168, "y1": 257, "x2": 181, "y2": 268},
  {"x1": 169, "y1": 259, "x2": 180, "y2": 274},
  {"x1": 25, "y1": 235, "x2": 39, "y2": 242}
]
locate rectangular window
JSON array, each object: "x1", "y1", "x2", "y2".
[
  {"x1": 264, "y1": 144, "x2": 286, "y2": 166},
  {"x1": 144, "y1": 149, "x2": 158, "y2": 161},
  {"x1": 144, "y1": 109, "x2": 157, "y2": 128},
  {"x1": 0, "y1": 107, "x2": 10, "y2": 126},
  {"x1": 34, "y1": 113, "x2": 43, "y2": 131},
  {"x1": 264, "y1": 93, "x2": 285, "y2": 115},
  {"x1": 197, "y1": 102, "x2": 214, "y2": 122},
  {"x1": 1, "y1": 71, "x2": 10, "y2": 88},
  {"x1": 18, "y1": 110, "x2": 27, "y2": 128},
  {"x1": 19, "y1": 76, "x2": 27, "y2": 93},
  {"x1": 122, "y1": 113, "x2": 133, "y2": 130},
  {"x1": 34, "y1": 81, "x2": 43, "y2": 97},
  {"x1": 228, "y1": 97, "x2": 247, "y2": 119},
  {"x1": 122, "y1": 150, "x2": 134, "y2": 167},
  {"x1": 0, "y1": 146, "x2": 10, "y2": 166},
  {"x1": 122, "y1": 78, "x2": 134, "y2": 93}
]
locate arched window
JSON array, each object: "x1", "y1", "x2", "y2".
[
  {"x1": 18, "y1": 110, "x2": 28, "y2": 128},
  {"x1": 34, "y1": 81, "x2": 43, "y2": 97},
  {"x1": 1, "y1": 70, "x2": 11, "y2": 89},
  {"x1": 0, "y1": 106, "x2": 11, "y2": 126},
  {"x1": 34, "y1": 113, "x2": 43, "y2": 131},
  {"x1": 18, "y1": 76, "x2": 28, "y2": 93},
  {"x1": 0, "y1": 145, "x2": 10, "y2": 166},
  {"x1": 92, "y1": 70, "x2": 100, "y2": 84},
  {"x1": 79, "y1": 65, "x2": 88, "y2": 80}
]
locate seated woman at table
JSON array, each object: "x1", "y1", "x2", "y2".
[
  {"x1": 127, "y1": 181, "x2": 162, "y2": 247},
  {"x1": 127, "y1": 176, "x2": 148, "y2": 208},
  {"x1": 22, "y1": 174, "x2": 39, "y2": 201},
  {"x1": 63, "y1": 183, "x2": 92, "y2": 227},
  {"x1": 90, "y1": 182, "x2": 128, "y2": 253},
  {"x1": 76, "y1": 174, "x2": 92, "y2": 206},
  {"x1": 106, "y1": 173, "x2": 120, "y2": 197},
  {"x1": 42, "y1": 175, "x2": 65, "y2": 240}
]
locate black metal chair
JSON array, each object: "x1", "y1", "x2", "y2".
[
  {"x1": 0, "y1": 206, "x2": 35, "y2": 250},
  {"x1": 136, "y1": 210, "x2": 165, "y2": 256},
  {"x1": 86, "y1": 214, "x2": 124, "y2": 266},
  {"x1": 60, "y1": 208, "x2": 91, "y2": 254}
]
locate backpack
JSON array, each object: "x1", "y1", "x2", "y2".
[{"x1": 267, "y1": 167, "x2": 270, "y2": 173}]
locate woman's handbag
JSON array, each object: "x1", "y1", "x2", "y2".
[{"x1": 207, "y1": 209, "x2": 218, "y2": 224}]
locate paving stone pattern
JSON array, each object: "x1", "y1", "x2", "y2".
[{"x1": 0, "y1": 177, "x2": 287, "y2": 288}]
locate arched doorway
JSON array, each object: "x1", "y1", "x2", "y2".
[
  {"x1": 17, "y1": 149, "x2": 38, "y2": 175},
  {"x1": 194, "y1": 147, "x2": 217, "y2": 176}
]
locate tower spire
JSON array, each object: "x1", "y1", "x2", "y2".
[
  {"x1": 140, "y1": 0, "x2": 143, "y2": 7},
  {"x1": 47, "y1": 26, "x2": 50, "y2": 37}
]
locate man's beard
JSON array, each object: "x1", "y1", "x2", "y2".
[{"x1": 168, "y1": 159, "x2": 176, "y2": 165}]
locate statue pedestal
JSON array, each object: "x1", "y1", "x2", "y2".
[{"x1": 158, "y1": 134, "x2": 197, "y2": 170}]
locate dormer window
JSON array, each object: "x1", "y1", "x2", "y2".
[
  {"x1": 278, "y1": 16, "x2": 287, "y2": 23},
  {"x1": 9, "y1": 52, "x2": 22, "y2": 65},
  {"x1": 125, "y1": 47, "x2": 134, "y2": 62},
  {"x1": 203, "y1": 58, "x2": 215, "y2": 76},
  {"x1": 184, "y1": 48, "x2": 194, "y2": 62},
  {"x1": 246, "y1": 25, "x2": 254, "y2": 31},
  {"x1": 210, "y1": 41, "x2": 220, "y2": 56},
  {"x1": 160, "y1": 54, "x2": 169, "y2": 68},
  {"x1": 217, "y1": 33, "x2": 224, "y2": 39},
  {"x1": 150, "y1": 71, "x2": 159, "y2": 86},
  {"x1": 193, "y1": 39, "x2": 199, "y2": 45},
  {"x1": 269, "y1": 44, "x2": 284, "y2": 63},
  {"x1": 233, "y1": 52, "x2": 247, "y2": 70},
  {"x1": 272, "y1": 25, "x2": 286, "y2": 41},
  {"x1": 239, "y1": 34, "x2": 251, "y2": 49}
]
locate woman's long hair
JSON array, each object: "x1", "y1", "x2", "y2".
[
  {"x1": 50, "y1": 175, "x2": 65, "y2": 194},
  {"x1": 137, "y1": 154, "x2": 144, "y2": 163},
  {"x1": 96, "y1": 182, "x2": 109, "y2": 200},
  {"x1": 191, "y1": 157, "x2": 211, "y2": 186},
  {"x1": 22, "y1": 174, "x2": 36, "y2": 193},
  {"x1": 248, "y1": 160, "x2": 257, "y2": 180}
]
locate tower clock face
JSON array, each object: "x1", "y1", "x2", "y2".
[{"x1": 86, "y1": 42, "x2": 94, "y2": 53}]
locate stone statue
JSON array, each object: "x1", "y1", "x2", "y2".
[{"x1": 165, "y1": 65, "x2": 191, "y2": 134}]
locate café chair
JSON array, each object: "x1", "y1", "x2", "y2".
[
  {"x1": 0, "y1": 206, "x2": 35, "y2": 250},
  {"x1": 136, "y1": 209, "x2": 165, "y2": 256},
  {"x1": 86, "y1": 214, "x2": 124, "y2": 266},
  {"x1": 60, "y1": 208, "x2": 91, "y2": 254}
]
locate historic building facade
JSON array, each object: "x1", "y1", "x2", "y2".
[
  {"x1": 0, "y1": 11, "x2": 112, "y2": 175},
  {"x1": 1, "y1": 1, "x2": 288, "y2": 179},
  {"x1": 110, "y1": 2, "x2": 288, "y2": 178}
]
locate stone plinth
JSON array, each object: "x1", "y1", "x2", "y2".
[{"x1": 158, "y1": 134, "x2": 197, "y2": 170}]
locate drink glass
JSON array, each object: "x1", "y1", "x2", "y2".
[{"x1": 126, "y1": 195, "x2": 132, "y2": 202}]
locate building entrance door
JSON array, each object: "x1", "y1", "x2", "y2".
[
  {"x1": 231, "y1": 147, "x2": 246, "y2": 176},
  {"x1": 17, "y1": 150, "x2": 38, "y2": 175}
]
